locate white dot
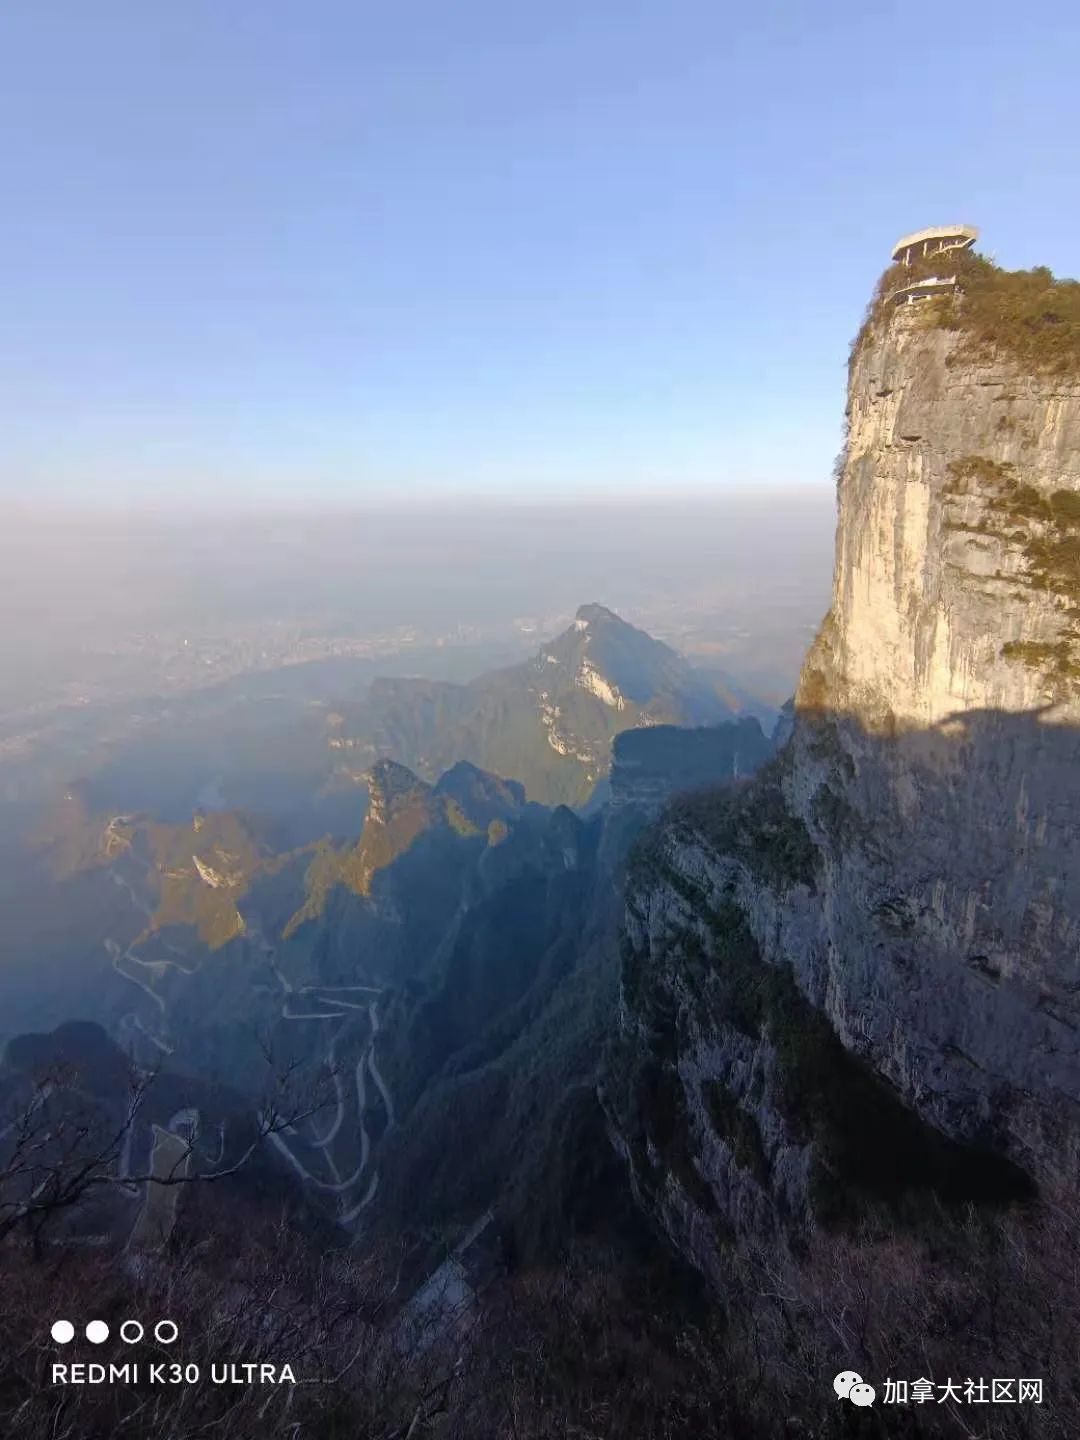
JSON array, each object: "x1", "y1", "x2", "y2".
[
  {"x1": 154, "y1": 1319, "x2": 178, "y2": 1345},
  {"x1": 119, "y1": 1320, "x2": 144, "y2": 1344},
  {"x1": 51, "y1": 1320, "x2": 75, "y2": 1345},
  {"x1": 85, "y1": 1321, "x2": 110, "y2": 1344}
]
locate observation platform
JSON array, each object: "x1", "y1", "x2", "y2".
[
  {"x1": 891, "y1": 224, "x2": 978, "y2": 267},
  {"x1": 888, "y1": 224, "x2": 979, "y2": 305}
]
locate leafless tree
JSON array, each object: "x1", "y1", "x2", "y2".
[{"x1": 0, "y1": 1042, "x2": 334, "y2": 1256}]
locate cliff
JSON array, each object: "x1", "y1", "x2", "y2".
[
  {"x1": 808, "y1": 277, "x2": 1080, "y2": 723},
  {"x1": 606, "y1": 249, "x2": 1080, "y2": 1293}
]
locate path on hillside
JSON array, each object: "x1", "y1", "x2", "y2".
[
  {"x1": 106, "y1": 835, "x2": 178, "y2": 1052},
  {"x1": 270, "y1": 985, "x2": 395, "y2": 1224},
  {"x1": 100, "y1": 817, "x2": 395, "y2": 1227}
]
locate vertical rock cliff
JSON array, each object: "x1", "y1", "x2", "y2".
[{"x1": 606, "y1": 248, "x2": 1080, "y2": 1290}]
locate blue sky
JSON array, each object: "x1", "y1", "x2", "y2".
[{"x1": 1, "y1": 0, "x2": 1077, "y2": 504}]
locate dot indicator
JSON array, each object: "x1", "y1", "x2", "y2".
[
  {"x1": 85, "y1": 1321, "x2": 110, "y2": 1345},
  {"x1": 119, "y1": 1320, "x2": 145, "y2": 1344},
  {"x1": 154, "y1": 1319, "x2": 179, "y2": 1345},
  {"x1": 51, "y1": 1321, "x2": 75, "y2": 1345}
]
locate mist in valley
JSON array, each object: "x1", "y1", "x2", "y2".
[
  {"x1": 0, "y1": 488, "x2": 833, "y2": 1042},
  {"x1": 0, "y1": 490, "x2": 833, "y2": 742}
]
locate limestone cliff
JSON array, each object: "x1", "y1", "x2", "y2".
[
  {"x1": 606, "y1": 250, "x2": 1080, "y2": 1289},
  {"x1": 808, "y1": 303, "x2": 1080, "y2": 722}
]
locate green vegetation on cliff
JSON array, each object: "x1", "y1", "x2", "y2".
[
  {"x1": 143, "y1": 811, "x2": 270, "y2": 949},
  {"x1": 858, "y1": 249, "x2": 1080, "y2": 378},
  {"x1": 621, "y1": 895, "x2": 1033, "y2": 1232},
  {"x1": 1001, "y1": 639, "x2": 1080, "y2": 681},
  {"x1": 283, "y1": 760, "x2": 518, "y2": 936},
  {"x1": 941, "y1": 454, "x2": 1080, "y2": 681},
  {"x1": 660, "y1": 760, "x2": 820, "y2": 891}
]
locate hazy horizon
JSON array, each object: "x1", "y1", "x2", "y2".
[
  {"x1": 0, "y1": 492, "x2": 834, "y2": 744},
  {"x1": 0, "y1": 481, "x2": 834, "y2": 517}
]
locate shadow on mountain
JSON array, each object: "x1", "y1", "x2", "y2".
[
  {"x1": 2, "y1": 704, "x2": 1078, "y2": 1438},
  {"x1": 613, "y1": 698, "x2": 1080, "y2": 1272}
]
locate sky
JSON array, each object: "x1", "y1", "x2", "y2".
[{"x1": 1, "y1": 0, "x2": 1078, "y2": 505}]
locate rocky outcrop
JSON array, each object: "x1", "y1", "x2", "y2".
[
  {"x1": 285, "y1": 758, "x2": 527, "y2": 930},
  {"x1": 607, "y1": 257, "x2": 1080, "y2": 1288}
]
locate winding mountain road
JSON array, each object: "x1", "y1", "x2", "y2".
[
  {"x1": 267, "y1": 987, "x2": 395, "y2": 1222},
  {"x1": 101, "y1": 820, "x2": 396, "y2": 1228}
]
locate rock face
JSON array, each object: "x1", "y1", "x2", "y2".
[
  {"x1": 811, "y1": 313, "x2": 1080, "y2": 723},
  {"x1": 606, "y1": 269, "x2": 1080, "y2": 1290}
]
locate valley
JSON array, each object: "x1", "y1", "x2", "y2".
[{"x1": 1, "y1": 604, "x2": 778, "y2": 1259}]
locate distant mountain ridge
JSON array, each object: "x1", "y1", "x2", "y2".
[
  {"x1": 329, "y1": 604, "x2": 736, "y2": 806},
  {"x1": 0, "y1": 602, "x2": 781, "y2": 1252}
]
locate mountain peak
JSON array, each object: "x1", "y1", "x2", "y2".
[
  {"x1": 549, "y1": 604, "x2": 704, "y2": 708},
  {"x1": 367, "y1": 757, "x2": 426, "y2": 791},
  {"x1": 433, "y1": 762, "x2": 526, "y2": 827},
  {"x1": 365, "y1": 759, "x2": 433, "y2": 826},
  {"x1": 331, "y1": 607, "x2": 732, "y2": 808},
  {"x1": 574, "y1": 602, "x2": 622, "y2": 627}
]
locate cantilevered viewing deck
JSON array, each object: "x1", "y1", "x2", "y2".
[
  {"x1": 888, "y1": 224, "x2": 980, "y2": 305},
  {"x1": 891, "y1": 224, "x2": 978, "y2": 266}
]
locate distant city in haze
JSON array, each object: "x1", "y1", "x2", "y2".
[{"x1": 0, "y1": 491, "x2": 833, "y2": 747}]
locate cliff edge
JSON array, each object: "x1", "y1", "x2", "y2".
[{"x1": 606, "y1": 243, "x2": 1080, "y2": 1295}]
